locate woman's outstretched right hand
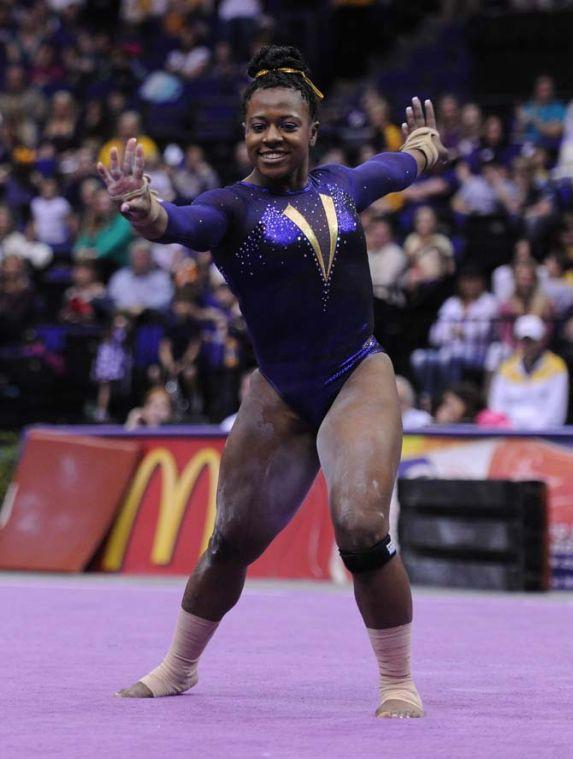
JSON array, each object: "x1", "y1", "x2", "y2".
[{"x1": 97, "y1": 137, "x2": 151, "y2": 222}]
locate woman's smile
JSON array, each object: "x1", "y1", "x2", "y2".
[
  {"x1": 259, "y1": 150, "x2": 288, "y2": 163},
  {"x1": 244, "y1": 86, "x2": 319, "y2": 191}
]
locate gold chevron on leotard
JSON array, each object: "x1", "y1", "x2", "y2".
[
  {"x1": 283, "y1": 193, "x2": 339, "y2": 280},
  {"x1": 321, "y1": 193, "x2": 338, "y2": 277}
]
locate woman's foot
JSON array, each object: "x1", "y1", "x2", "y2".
[
  {"x1": 376, "y1": 697, "x2": 424, "y2": 718},
  {"x1": 114, "y1": 666, "x2": 198, "y2": 698},
  {"x1": 115, "y1": 681, "x2": 154, "y2": 698}
]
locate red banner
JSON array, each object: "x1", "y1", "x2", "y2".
[{"x1": 0, "y1": 430, "x2": 140, "y2": 572}]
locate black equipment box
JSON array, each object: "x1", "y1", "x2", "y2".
[{"x1": 397, "y1": 479, "x2": 549, "y2": 591}]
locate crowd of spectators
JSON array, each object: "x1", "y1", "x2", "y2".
[
  {"x1": 2, "y1": 1, "x2": 573, "y2": 429},
  {"x1": 364, "y1": 72, "x2": 573, "y2": 430}
]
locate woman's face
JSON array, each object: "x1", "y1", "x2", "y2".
[
  {"x1": 1, "y1": 255, "x2": 25, "y2": 278},
  {"x1": 535, "y1": 76, "x2": 553, "y2": 103},
  {"x1": 144, "y1": 392, "x2": 172, "y2": 426},
  {"x1": 515, "y1": 263, "x2": 536, "y2": 293},
  {"x1": 0, "y1": 208, "x2": 12, "y2": 236},
  {"x1": 244, "y1": 87, "x2": 318, "y2": 184},
  {"x1": 52, "y1": 92, "x2": 74, "y2": 118},
  {"x1": 439, "y1": 95, "x2": 459, "y2": 123},
  {"x1": 367, "y1": 101, "x2": 388, "y2": 128},
  {"x1": 461, "y1": 103, "x2": 481, "y2": 131},
  {"x1": 366, "y1": 220, "x2": 392, "y2": 249},
  {"x1": 484, "y1": 116, "x2": 502, "y2": 144},
  {"x1": 95, "y1": 189, "x2": 113, "y2": 216},
  {"x1": 513, "y1": 239, "x2": 532, "y2": 262},
  {"x1": 415, "y1": 208, "x2": 436, "y2": 236},
  {"x1": 73, "y1": 264, "x2": 95, "y2": 287},
  {"x1": 435, "y1": 391, "x2": 466, "y2": 424},
  {"x1": 458, "y1": 274, "x2": 484, "y2": 301}
]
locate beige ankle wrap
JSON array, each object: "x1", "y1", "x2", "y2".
[
  {"x1": 140, "y1": 609, "x2": 219, "y2": 697},
  {"x1": 367, "y1": 622, "x2": 424, "y2": 714}
]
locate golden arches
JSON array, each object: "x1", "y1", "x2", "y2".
[{"x1": 102, "y1": 447, "x2": 220, "y2": 571}]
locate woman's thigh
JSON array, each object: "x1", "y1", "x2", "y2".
[
  {"x1": 213, "y1": 370, "x2": 320, "y2": 558},
  {"x1": 316, "y1": 352, "x2": 402, "y2": 547}
]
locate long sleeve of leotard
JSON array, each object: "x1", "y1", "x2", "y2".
[
  {"x1": 156, "y1": 189, "x2": 234, "y2": 251},
  {"x1": 333, "y1": 152, "x2": 418, "y2": 213}
]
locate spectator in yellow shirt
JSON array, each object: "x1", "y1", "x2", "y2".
[
  {"x1": 98, "y1": 111, "x2": 159, "y2": 167},
  {"x1": 488, "y1": 315, "x2": 569, "y2": 429}
]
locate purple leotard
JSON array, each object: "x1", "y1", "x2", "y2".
[{"x1": 158, "y1": 152, "x2": 417, "y2": 427}]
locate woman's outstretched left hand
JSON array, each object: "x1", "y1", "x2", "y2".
[
  {"x1": 401, "y1": 97, "x2": 449, "y2": 168},
  {"x1": 97, "y1": 137, "x2": 151, "y2": 221}
]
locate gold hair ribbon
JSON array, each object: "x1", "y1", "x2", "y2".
[{"x1": 255, "y1": 68, "x2": 324, "y2": 101}]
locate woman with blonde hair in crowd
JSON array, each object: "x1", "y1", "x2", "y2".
[
  {"x1": 42, "y1": 90, "x2": 79, "y2": 152},
  {"x1": 402, "y1": 205, "x2": 454, "y2": 290},
  {"x1": 487, "y1": 259, "x2": 555, "y2": 373},
  {"x1": 74, "y1": 188, "x2": 133, "y2": 271},
  {"x1": 362, "y1": 91, "x2": 402, "y2": 153},
  {"x1": 125, "y1": 386, "x2": 174, "y2": 430},
  {"x1": 498, "y1": 259, "x2": 554, "y2": 343}
]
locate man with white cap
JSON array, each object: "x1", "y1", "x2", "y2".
[{"x1": 488, "y1": 314, "x2": 569, "y2": 429}]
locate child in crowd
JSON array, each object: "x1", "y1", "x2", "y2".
[
  {"x1": 433, "y1": 381, "x2": 484, "y2": 424},
  {"x1": 125, "y1": 386, "x2": 174, "y2": 429},
  {"x1": 159, "y1": 295, "x2": 203, "y2": 420},
  {"x1": 91, "y1": 311, "x2": 133, "y2": 422},
  {"x1": 59, "y1": 260, "x2": 106, "y2": 324},
  {"x1": 30, "y1": 176, "x2": 74, "y2": 255}
]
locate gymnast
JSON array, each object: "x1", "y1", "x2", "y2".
[{"x1": 97, "y1": 44, "x2": 447, "y2": 718}]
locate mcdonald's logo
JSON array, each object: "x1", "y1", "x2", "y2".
[{"x1": 102, "y1": 447, "x2": 220, "y2": 571}]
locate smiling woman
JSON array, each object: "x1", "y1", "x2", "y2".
[
  {"x1": 240, "y1": 46, "x2": 320, "y2": 191},
  {"x1": 244, "y1": 85, "x2": 316, "y2": 183},
  {"x1": 96, "y1": 44, "x2": 448, "y2": 718}
]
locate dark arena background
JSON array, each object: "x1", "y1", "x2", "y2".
[{"x1": 1, "y1": 1, "x2": 573, "y2": 757}]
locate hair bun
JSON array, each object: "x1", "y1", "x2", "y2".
[{"x1": 247, "y1": 45, "x2": 310, "y2": 79}]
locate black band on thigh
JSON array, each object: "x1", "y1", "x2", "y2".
[{"x1": 339, "y1": 534, "x2": 397, "y2": 574}]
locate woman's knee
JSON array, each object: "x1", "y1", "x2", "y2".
[
  {"x1": 205, "y1": 526, "x2": 269, "y2": 567},
  {"x1": 331, "y1": 503, "x2": 390, "y2": 551}
]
